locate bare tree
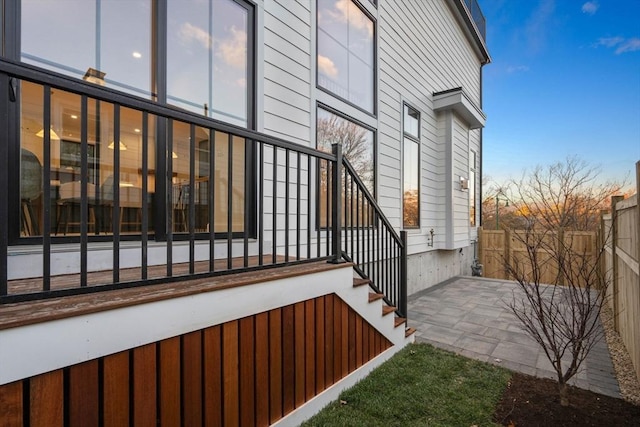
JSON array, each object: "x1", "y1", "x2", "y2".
[
  {"x1": 505, "y1": 156, "x2": 625, "y2": 231},
  {"x1": 497, "y1": 157, "x2": 626, "y2": 406}
]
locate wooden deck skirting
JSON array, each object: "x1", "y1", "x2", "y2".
[
  {"x1": 0, "y1": 293, "x2": 393, "y2": 427},
  {"x1": 0, "y1": 260, "x2": 351, "y2": 331}
]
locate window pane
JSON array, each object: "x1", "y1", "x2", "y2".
[
  {"x1": 168, "y1": 0, "x2": 249, "y2": 126},
  {"x1": 317, "y1": 108, "x2": 374, "y2": 193},
  {"x1": 403, "y1": 139, "x2": 419, "y2": 228},
  {"x1": 21, "y1": 0, "x2": 152, "y2": 97},
  {"x1": 318, "y1": 0, "x2": 374, "y2": 112},
  {"x1": 403, "y1": 105, "x2": 419, "y2": 138}
]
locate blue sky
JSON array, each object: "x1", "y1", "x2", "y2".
[{"x1": 481, "y1": 0, "x2": 640, "y2": 188}]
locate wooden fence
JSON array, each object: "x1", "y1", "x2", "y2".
[
  {"x1": 601, "y1": 161, "x2": 640, "y2": 381},
  {"x1": 478, "y1": 228, "x2": 596, "y2": 285}
]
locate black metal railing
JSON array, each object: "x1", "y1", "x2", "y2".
[
  {"x1": 0, "y1": 58, "x2": 407, "y2": 318},
  {"x1": 463, "y1": 0, "x2": 486, "y2": 41}
]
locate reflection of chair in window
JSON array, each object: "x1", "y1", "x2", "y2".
[
  {"x1": 101, "y1": 175, "x2": 143, "y2": 233},
  {"x1": 172, "y1": 182, "x2": 188, "y2": 232},
  {"x1": 55, "y1": 181, "x2": 97, "y2": 235},
  {"x1": 21, "y1": 148, "x2": 43, "y2": 236}
]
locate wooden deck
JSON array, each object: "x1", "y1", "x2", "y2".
[{"x1": 0, "y1": 259, "x2": 351, "y2": 330}]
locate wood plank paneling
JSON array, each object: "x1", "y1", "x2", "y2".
[
  {"x1": 159, "y1": 337, "x2": 181, "y2": 427},
  {"x1": 348, "y1": 308, "x2": 356, "y2": 372},
  {"x1": 282, "y1": 305, "x2": 295, "y2": 415},
  {"x1": 30, "y1": 370, "x2": 64, "y2": 427},
  {"x1": 324, "y1": 295, "x2": 334, "y2": 387},
  {"x1": 133, "y1": 343, "x2": 157, "y2": 427},
  {"x1": 0, "y1": 380, "x2": 23, "y2": 427},
  {"x1": 293, "y1": 302, "x2": 306, "y2": 407},
  {"x1": 239, "y1": 317, "x2": 255, "y2": 426},
  {"x1": 182, "y1": 331, "x2": 203, "y2": 427},
  {"x1": 333, "y1": 294, "x2": 342, "y2": 384},
  {"x1": 68, "y1": 360, "x2": 99, "y2": 427},
  {"x1": 0, "y1": 292, "x2": 395, "y2": 427},
  {"x1": 341, "y1": 300, "x2": 349, "y2": 377},
  {"x1": 304, "y1": 299, "x2": 315, "y2": 399},
  {"x1": 203, "y1": 326, "x2": 222, "y2": 427},
  {"x1": 254, "y1": 313, "x2": 270, "y2": 427},
  {"x1": 269, "y1": 308, "x2": 283, "y2": 423},
  {"x1": 103, "y1": 351, "x2": 129, "y2": 427},
  {"x1": 355, "y1": 314, "x2": 363, "y2": 368},
  {"x1": 314, "y1": 297, "x2": 325, "y2": 393},
  {"x1": 223, "y1": 321, "x2": 239, "y2": 427}
]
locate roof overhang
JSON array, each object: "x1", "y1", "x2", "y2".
[
  {"x1": 433, "y1": 88, "x2": 486, "y2": 129},
  {"x1": 445, "y1": 0, "x2": 491, "y2": 65}
]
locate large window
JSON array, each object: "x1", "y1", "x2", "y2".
[
  {"x1": 470, "y1": 150, "x2": 477, "y2": 226},
  {"x1": 22, "y1": 0, "x2": 152, "y2": 97},
  {"x1": 17, "y1": 0, "x2": 253, "y2": 239},
  {"x1": 167, "y1": 0, "x2": 250, "y2": 127},
  {"x1": 317, "y1": 0, "x2": 374, "y2": 113},
  {"x1": 403, "y1": 104, "x2": 420, "y2": 228}
]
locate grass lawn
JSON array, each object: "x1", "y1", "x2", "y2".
[{"x1": 302, "y1": 343, "x2": 511, "y2": 427}]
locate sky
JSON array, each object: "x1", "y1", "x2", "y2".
[{"x1": 480, "y1": 0, "x2": 640, "y2": 189}]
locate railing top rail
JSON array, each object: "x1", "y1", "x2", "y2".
[
  {"x1": 342, "y1": 158, "x2": 404, "y2": 247},
  {"x1": 0, "y1": 58, "x2": 336, "y2": 162}
]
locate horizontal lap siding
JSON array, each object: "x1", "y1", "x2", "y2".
[
  {"x1": 263, "y1": 0, "x2": 311, "y2": 146},
  {"x1": 378, "y1": 0, "x2": 482, "y2": 252},
  {"x1": 0, "y1": 294, "x2": 391, "y2": 426}
]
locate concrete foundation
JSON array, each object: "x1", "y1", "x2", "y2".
[{"x1": 407, "y1": 247, "x2": 476, "y2": 295}]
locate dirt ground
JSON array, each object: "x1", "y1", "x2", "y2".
[{"x1": 493, "y1": 373, "x2": 640, "y2": 426}]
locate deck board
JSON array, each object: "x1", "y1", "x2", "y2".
[{"x1": 0, "y1": 260, "x2": 351, "y2": 331}]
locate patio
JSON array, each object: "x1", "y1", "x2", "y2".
[{"x1": 407, "y1": 276, "x2": 621, "y2": 398}]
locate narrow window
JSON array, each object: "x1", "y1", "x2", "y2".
[
  {"x1": 403, "y1": 104, "x2": 420, "y2": 228},
  {"x1": 469, "y1": 150, "x2": 477, "y2": 226}
]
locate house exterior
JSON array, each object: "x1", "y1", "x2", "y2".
[{"x1": 0, "y1": 0, "x2": 488, "y2": 425}]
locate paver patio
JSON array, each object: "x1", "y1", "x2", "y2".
[{"x1": 407, "y1": 276, "x2": 621, "y2": 398}]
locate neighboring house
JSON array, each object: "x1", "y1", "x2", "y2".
[{"x1": 0, "y1": 0, "x2": 489, "y2": 425}]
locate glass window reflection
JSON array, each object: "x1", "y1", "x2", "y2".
[
  {"x1": 318, "y1": 0, "x2": 374, "y2": 113},
  {"x1": 167, "y1": 0, "x2": 249, "y2": 127}
]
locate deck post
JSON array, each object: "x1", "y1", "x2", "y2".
[
  {"x1": 399, "y1": 231, "x2": 408, "y2": 318},
  {"x1": 329, "y1": 144, "x2": 344, "y2": 264}
]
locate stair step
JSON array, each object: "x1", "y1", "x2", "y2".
[
  {"x1": 382, "y1": 305, "x2": 396, "y2": 316},
  {"x1": 353, "y1": 278, "x2": 371, "y2": 287},
  {"x1": 394, "y1": 317, "x2": 407, "y2": 328},
  {"x1": 368, "y1": 292, "x2": 384, "y2": 303},
  {"x1": 405, "y1": 327, "x2": 417, "y2": 338}
]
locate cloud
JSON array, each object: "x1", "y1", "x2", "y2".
[
  {"x1": 318, "y1": 55, "x2": 339, "y2": 78},
  {"x1": 595, "y1": 37, "x2": 624, "y2": 48},
  {"x1": 524, "y1": 0, "x2": 556, "y2": 53},
  {"x1": 320, "y1": 0, "x2": 374, "y2": 38},
  {"x1": 581, "y1": 1, "x2": 599, "y2": 15},
  {"x1": 507, "y1": 65, "x2": 530, "y2": 73},
  {"x1": 616, "y1": 38, "x2": 640, "y2": 54},
  {"x1": 179, "y1": 23, "x2": 212, "y2": 49},
  {"x1": 593, "y1": 36, "x2": 640, "y2": 54},
  {"x1": 215, "y1": 26, "x2": 247, "y2": 69}
]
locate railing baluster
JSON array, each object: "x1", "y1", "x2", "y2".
[
  {"x1": 227, "y1": 132, "x2": 233, "y2": 270},
  {"x1": 80, "y1": 96, "x2": 89, "y2": 287},
  {"x1": 42, "y1": 85, "x2": 52, "y2": 291},
  {"x1": 258, "y1": 142, "x2": 264, "y2": 266},
  {"x1": 112, "y1": 102, "x2": 121, "y2": 284},
  {"x1": 307, "y1": 155, "x2": 312, "y2": 260},
  {"x1": 330, "y1": 144, "x2": 343, "y2": 264},
  {"x1": 272, "y1": 146, "x2": 277, "y2": 264},
  {"x1": 166, "y1": 119, "x2": 174, "y2": 277},
  {"x1": 243, "y1": 139, "x2": 250, "y2": 268},
  {"x1": 285, "y1": 149, "x2": 290, "y2": 263},
  {"x1": 141, "y1": 112, "x2": 149, "y2": 280},
  {"x1": 296, "y1": 152, "x2": 301, "y2": 261},
  {"x1": 189, "y1": 124, "x2": 196, "y2": 275},
  {"x1": 209, "y1": 129, "x2": 216, "y2": 272}
]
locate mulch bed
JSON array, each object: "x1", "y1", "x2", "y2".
[{"x1": 493, "y1": 373, "x2": 640, "y2": 426}]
